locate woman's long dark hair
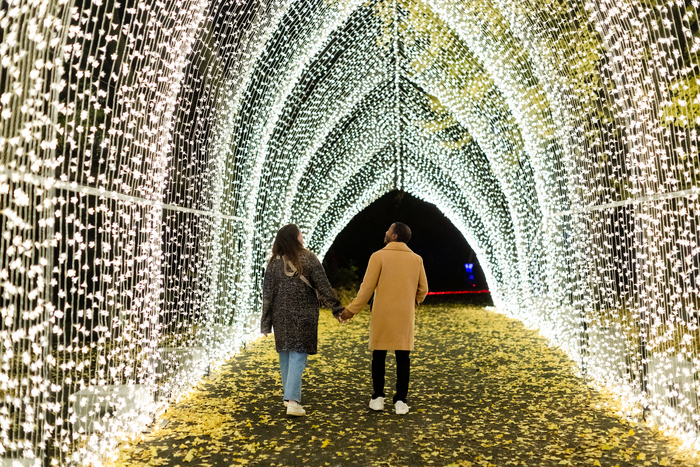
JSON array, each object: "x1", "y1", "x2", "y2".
[{"x1": 271, "y1": 224, "x2": 305, "y2": 276}]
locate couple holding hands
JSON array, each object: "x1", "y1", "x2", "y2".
[{"x1": 260, "y1": 222, "x2": 429, "y2": 416}]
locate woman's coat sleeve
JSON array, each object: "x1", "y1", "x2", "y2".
[
  {"x1": 307, "y1": 254, "x2": 344, "y2": 315},
  {"x1": 260, "y1": 264, "x2": 274, "y2": 334}
]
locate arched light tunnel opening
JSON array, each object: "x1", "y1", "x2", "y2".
[
  {"x1": 2, "y1": 0, "x2": 700, "y2": 463},
  {"x1": 322, "y1": 190, "x2": 491, "y2": 297}
]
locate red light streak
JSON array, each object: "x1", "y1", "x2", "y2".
[{"x1": 426, "y1": 290, "x2": 490, "y2": 295}]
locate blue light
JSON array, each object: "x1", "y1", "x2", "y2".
[{"x1": 464, "y1": 263, "x2": 474, "y2": 273}]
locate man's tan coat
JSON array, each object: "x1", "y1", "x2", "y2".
[{"x1": 346, "y1": 242, "x2": 429, "y2": 350}]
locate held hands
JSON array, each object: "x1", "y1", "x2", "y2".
[
  {"x1": 340, "y1": 308, "x2": 354, "y2": 321},
  {"x1": 335, "y1": 308, "x2": 354, "y2": 324}
]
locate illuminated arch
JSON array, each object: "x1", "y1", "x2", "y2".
[
  {"x1": 4, "y1": 0, "x2": 700, "y2": 461},
  {"x1": 221, "y1": 0, "x2": 552, "y2": 321}
]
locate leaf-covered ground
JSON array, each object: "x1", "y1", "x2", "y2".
[{"x1": 111, "y1": 305, "x2": 697, "y2": 466}]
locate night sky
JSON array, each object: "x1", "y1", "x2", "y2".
[{"x1": 322, "y1": 190, "x2": 490, "y2": 294}]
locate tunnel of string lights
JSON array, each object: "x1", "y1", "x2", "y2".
[{"x1": 2, "y1": 0, "x2": 700, "y2": 463}]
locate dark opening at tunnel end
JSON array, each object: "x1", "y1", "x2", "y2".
[{"x1": 323, "y1": 190, "x2": 493, "y2": 306}]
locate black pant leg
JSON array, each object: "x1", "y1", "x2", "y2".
[
  {"x1": 394, "y1": 350, "x2": 410, "y2": 403},
  {"x1": 371, "y1": 350, "x2": 387, "y2": 399}
]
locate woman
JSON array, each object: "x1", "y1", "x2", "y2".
[{"x1": 260, "y1": 224, "x2": 345, "y2": 416}]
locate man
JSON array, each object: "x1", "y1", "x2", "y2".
[{"x1": 340, "y1": 222, "x2": 428, "y2": 415}]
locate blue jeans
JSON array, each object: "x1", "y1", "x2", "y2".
[{"x1": 278, "y1": 351, "x2": 308, "y2": 403}]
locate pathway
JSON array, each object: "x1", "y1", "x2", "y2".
[{"x1": 111, "y1": 304, "x2": 695, "y2": 466}]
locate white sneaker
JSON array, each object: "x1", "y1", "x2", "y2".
[
  {"x1": 286, "y1": 401, "x2": 305, "y2": 416},
  {"x1": 284, "y1": 400, "x2": 289, "y2": 407},
  {"x1": 395, "y1": 401, "x2": 409, "y2": 415},
  {"x1": 369, "y1": 397, "x2": 384, "y2": 411}
]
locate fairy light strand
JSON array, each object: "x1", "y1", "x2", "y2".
[{"x1": 2, "y1": 0, "x2": 700, "y2": 464}]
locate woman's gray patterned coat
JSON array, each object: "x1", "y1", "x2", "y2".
[{"x1": 260, "y1": 249, "x2": 343, "y2": 355}]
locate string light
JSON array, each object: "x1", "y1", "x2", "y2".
[{"x1": 1, "y1": 0, "x2": 700, "y2": 463}]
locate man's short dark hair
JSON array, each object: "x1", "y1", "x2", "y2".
[{"x1": 393, "y1": 222, "x2": 412, "y2": 243}]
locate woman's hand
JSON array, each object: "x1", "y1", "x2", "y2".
[{"x1": 335, "y1": 308, "x2": 349, "y2": 324}]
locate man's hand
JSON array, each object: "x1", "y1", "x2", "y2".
[
  {"x1": 335, "y1": 309, "x2": 348, "y2": 324},
  {"x1": 340, "y1": 308, "x2": 354, "y2": 321}
]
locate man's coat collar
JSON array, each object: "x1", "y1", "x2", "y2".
[{"x1": 382, "y1": 242, "x2": 413, "y2": 252}]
